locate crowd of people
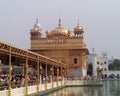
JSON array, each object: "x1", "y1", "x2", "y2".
[
  {"x1": 0, "y1": 73, "x2": 38, "y2": 90},
  {"x1": 0, "y1": 73, "x2": 63, "y2": 90}
]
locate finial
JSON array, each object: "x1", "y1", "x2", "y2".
[
  {"x1": 36, "y1": 17, "x2": 39, "y2": 24},
  {"x1": 92, "y1": 48, "x2": 95, "y2": 53},
  {"x1": 78, "y1": 19, "x2": 80, "y2": 26},
  {"x1": 34, "y1": 17, "x2": 39, "y2": 28},
  {"x1": 34, "y1": 17, "x2": 41, "y2": 29},
  {"x1": 58, "y1": 18, "x2": 61, "y2": 27}
]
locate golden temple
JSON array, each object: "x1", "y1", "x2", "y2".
[{"x1": 30, "y1": 18, "x2": 89, "y2": 77}]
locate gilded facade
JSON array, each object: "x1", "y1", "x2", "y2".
[{"x1": 30, "y1": 19, "x2": 89, "y2": 77}]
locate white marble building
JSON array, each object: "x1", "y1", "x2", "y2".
[
  {"x1": 87, "y1": 52, "x2": 120, "y2": 78},
  {"x1": 87, "y1": 53, "x2": 108, "y2": 76}
]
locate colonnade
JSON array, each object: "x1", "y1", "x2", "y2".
[{"x1": 0, "y1": 41, "x2": 69, "y2": 96}]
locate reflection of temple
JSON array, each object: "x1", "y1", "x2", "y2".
[
  {"x1": 49, "y1": 87, "x2": 102, "y2": 96},
  {"x1": 30, "y1": 19, "x2": 89, "y2": 77}
]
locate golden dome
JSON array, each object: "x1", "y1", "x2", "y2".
[
  {"x1": 31, "y1": 27, "x2": 41, "y2": 33},
  {"x1": 74, "y1": 21, "x2": 84, "y2": 34},
  {"x1": 30, "y1": 18, "x2": 41, "y2": 33},
  {"x1": 75, "y1": 25, "x2": 83, "y2": 31},
  {"x1": 46, "y1": 19, "x2": 71, "y2": 38}
]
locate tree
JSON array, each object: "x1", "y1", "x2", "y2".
[
  {"x1": 108, "y1": 64, "x2": 114, "y2": 70},
  {"x1": 108, "y1": 59, "x2": 120, "y2": 70}
]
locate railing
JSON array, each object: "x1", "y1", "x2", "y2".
[
  {"x1": 0, "y1": 78, "x2": 103, "y2": 96},
  {"x1": 0, "y1": 79, "x2": 65, "y2": 96},
  {"x1": 66, "y1": 80, "x2": 83, "y2": 85},
  {"x1": 66, "y1": 79, "x2": 102, "y2": 86}
]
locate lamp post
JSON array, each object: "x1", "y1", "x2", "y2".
[
  {"x1": 25, "y1": 63, "x2": 28, "y2": 95},
  {"x1": 57, "y1": 68, "x2": 59, "y2": 87},
  {"x1": 60, "y1": 66, "x2": 62, "y2": 86},
  {"x1": 62, "y1": 68, "x2": 66, "y2": 86},
  {"x1": 50, "y1": 67, "x2": 53, "y2": 81},
  {"x1": 50, "y1": 67, "x2": 53, "y2": 89},
  {"x1": 63, "y1": 67, "x2": 66, "y2": 86},
  {"x1": 97, "y1": 66, "x2": 103, "y2": 81},
  {"x1": 37, "y1": 59, "x2": 39, "y2": 93},
  {"x1": 25, "y1": 53, "x2": 28, "y2": 96},
  {"x1": 39, "y1": 65, "x2": 42, "y2": 85},
  {"x1": 0, "y1": 60, "x2": 2, "y2": 74},
  {"x1": 8, "y1": 66, "x2": 13, "y2": 96},
  {"x1": 64, "y1": 67, "x2": 68, "y2": 86},
  {"x1": 8, "y1": 46, "x2": 12, "y2": 96},
  {"x1": 45, "y1": 63, "x2": 48, "y2": 91}
]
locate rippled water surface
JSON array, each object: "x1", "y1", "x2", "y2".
[{"x1": 45, "y1": 80, "x2": 120, "y2": 96}]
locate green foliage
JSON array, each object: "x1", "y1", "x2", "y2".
[{"x1": 108, "y1": 59, "x2": 120, "y2": 70}]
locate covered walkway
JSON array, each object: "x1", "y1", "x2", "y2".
[{"x1": 0, "y1": 41, "x2": 69, "y2": 96}]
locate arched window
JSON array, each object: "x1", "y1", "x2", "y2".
[
  {"x1": 104, "y1": 68, "x2": 107, "y2": 71},
  {"x1": 97, "y1": 61, "x2": 99, "y2": 64},
  {"x1": 87, "y1": 63, "x2": 93, "y2": 76},
  {"x1": 74, "y1": 58, "x2": 77, "y2": 64},
  {"x1": 104, "y1": 61, "x2": 107, "y2": 64}
]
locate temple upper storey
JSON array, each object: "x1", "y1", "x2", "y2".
[
  {"x1": 46, "y1": 19, "x2": 72, "y2": 38},
  {"x1": 30, "y1": 19, "x2": 85, "y2": 40}
]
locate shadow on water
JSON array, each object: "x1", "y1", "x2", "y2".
[{"x1": 44, "y1": 80, "x2": 120, "y2": 96}]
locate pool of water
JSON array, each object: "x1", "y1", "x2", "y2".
[{"x1": 44, "y1": 80, "x2": 120, "y2": 96}]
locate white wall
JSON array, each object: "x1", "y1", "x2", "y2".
[
  {"x1": 87, "y1": 53, "x2": 108, "y2": 76},
  {"x1": 87, "y1": 53, "x2": 120, "y2": 77}
]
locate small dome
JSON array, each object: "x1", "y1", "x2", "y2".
[
  {"x1": 74, "y1": 25, "x2": 84, "y2": 33},
  {"x1": 30, "y1": 18, "x2": 42, "y2": 33},
  {"x1": 31, "y1": 27, "x2": 41, "y2": 33},
  {"x1": 74, "y1": 22, "x2": 84, "y2": 34},
  {"x1": 46, "y1": 19, "x2": 71, "y2": 38}
]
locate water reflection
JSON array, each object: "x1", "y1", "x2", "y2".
[
  {"x1": 45, "y1": 80, "x2": 120, "y2": 96},
  {"x1": 45, "y1": 87, "x2": 103, "y2": 96},
  {"x1": 103, "y1": 80, "x2": 120, "y2": 96}
]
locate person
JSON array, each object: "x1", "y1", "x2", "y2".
[{"x1": 21, "y1": 77, "x2": 25, "y2": 87}]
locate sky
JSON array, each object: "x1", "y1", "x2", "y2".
[{"x1": 0, "y1": 0, "x2": 120, "y2": 59}]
